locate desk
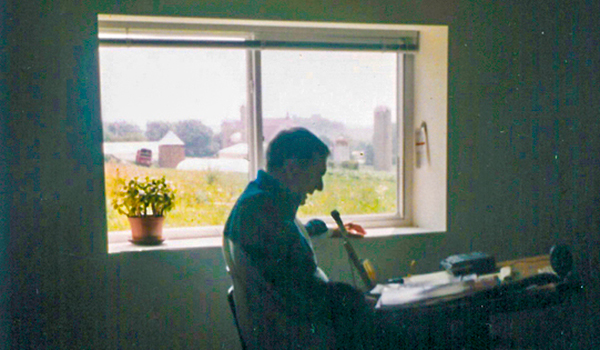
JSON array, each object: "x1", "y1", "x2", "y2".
[{"x1": 373, "y1": 255, "x2": 581, "y2": 349}]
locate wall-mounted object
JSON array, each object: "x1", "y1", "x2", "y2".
[{"x1": 416, "y1": 122, "x2": 428, "y2": 168}]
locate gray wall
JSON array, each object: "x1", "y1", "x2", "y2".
[{"x1": 2, "y1": 0, "x2": 599, "y2": 349}]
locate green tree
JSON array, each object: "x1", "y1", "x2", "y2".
[
  {"x1": 103, "y1": 121, "x2": 145, "y2": 142},
  {"x1": 212, "y1": 132, "x2": 223, "y2": 152},
  {"x1": 174, "y1": 120, "x2": 217, "y2": 157},
  {"x1": 145, "y1": 121, "x2": 173, "y2": 141}
]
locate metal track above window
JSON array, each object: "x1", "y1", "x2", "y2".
[{"x1": 98, "y1": 14, "x2": 419, "y2": 52}]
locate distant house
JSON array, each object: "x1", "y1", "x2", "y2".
[
  {"x1": 221, "y1": 109, "x2": 296, "y2": 149},
  {"x1": 103, "y1": 141, "x2": 160, "y2": 164},
  {"x1": 333, "y1": 136, "x2": 350, "y2": 163},
  {"x1": 262, "y1": 117, "x2": 296, "y2": 144},
  {"x1": 103, "y1": 130, "x2": 185, "y2": 168},
  {"x1": 158, "y1": 131, "x2": 185, "y2": 168}
]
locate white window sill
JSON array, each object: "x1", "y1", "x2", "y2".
[{"x1": 107, "y1": 226, "x2": 443, "y2": 254}]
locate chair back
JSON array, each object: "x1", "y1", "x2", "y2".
[
  {"x1": 222, "y1": 238, "x2": 334, "y2": 350},
  {"x1": 227, "y1": 286, "x2": 247, "y2": 350}
]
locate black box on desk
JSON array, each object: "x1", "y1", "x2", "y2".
[{"x1": 441, "y1": 252, "x2": 496, "y2": 276}]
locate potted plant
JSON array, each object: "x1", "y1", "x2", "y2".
[{"x1": 112, "y1": 176, "x2": 176, "y2": 245}]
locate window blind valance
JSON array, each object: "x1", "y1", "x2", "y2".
[{"x1": 98, "y1": 14, "x2": 419, "y2": 52}]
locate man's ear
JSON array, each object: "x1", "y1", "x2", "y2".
[
  {"x1": 282, "y1": 158, "x2": 301, "y2": 176},
  {"x1": 279, "y1": 159, "x2": 303, "y2": 193}
]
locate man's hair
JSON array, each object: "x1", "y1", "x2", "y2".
[{"x1": 266, "y1": 127, "x2": 330, "y2": 172}]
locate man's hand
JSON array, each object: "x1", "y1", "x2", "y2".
[{"x1": 330, "y1": 223, "x2": 366, "y2": 238}]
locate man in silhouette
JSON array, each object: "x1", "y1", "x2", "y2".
[
  {"x1": 224, "y1": 127, "x2": 391, "y2": 349},
  {"x1": 224, "y1": 128, "x2": 400, "y2": 349}
]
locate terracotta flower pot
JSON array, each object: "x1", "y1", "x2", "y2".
[{"x1": 128, "y1": 216, "x2": 165, "y2": 245}]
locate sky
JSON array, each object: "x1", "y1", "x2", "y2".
[{"x1": 98, "y1": 46, "x2": 397, "y2": 132}]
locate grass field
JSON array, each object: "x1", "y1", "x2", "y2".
[{"x1": 105, "y1": 161, "x2": 396, "y2": 231}]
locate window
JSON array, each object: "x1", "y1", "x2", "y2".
[{"x1": 98, "y1": 15, "x2": 419, "y2": 242}]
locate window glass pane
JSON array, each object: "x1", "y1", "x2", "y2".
[
  {"x1": 99, "y1": 47, "x2": 248, "y2": 231},
  {"x1": 261, "y1": 50, "x2": 398, "y2": 218}
]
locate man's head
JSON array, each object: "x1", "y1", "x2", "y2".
[{"x1": 266, "y1": 128, "x2": 330, "y2": 204}]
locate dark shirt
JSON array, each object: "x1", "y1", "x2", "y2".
[{"x1": 223, "y1": 170, "x2": 328, "y2": 318}]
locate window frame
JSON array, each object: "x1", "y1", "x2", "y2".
[{"x1": 98, "y1": 15, "x2": 418, "y2": 242}]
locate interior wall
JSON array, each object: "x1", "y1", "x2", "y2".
[
  {"x1": 107, "y1": 249, "x2": 239, "y2": 349},
  {"x1": 0, "y1": 3, "x2": 10, "y2": 343},
  {"x1": 408, "y1": 25, "x2": 449, "y2": 231},
  {"x1": 3, "y1": 2, "x2": 109, "y2": 348},
  {"x1": 446, "y1": 2, "x2": 600, "y2": 347},
  {"x1": 2, "y1": 0, "x2": 599, "y2": 349}
]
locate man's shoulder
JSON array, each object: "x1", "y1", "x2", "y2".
[
  {"x1": 224, "y1": 183, "x2": 279, "y2": 242},
  {"x1": 236, "y1": 183, "x2": 275, "y2": 210},
  {"x1": 226, "y1": 184, "x2": 278, "y2": 228}
]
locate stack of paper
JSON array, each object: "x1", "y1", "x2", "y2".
[
  {"x1": 373, "y1": 270, "x2": 503, "y2": 309},
  {"x1": 375, "y1": 281, "x2": 469, "y2": 309}
]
